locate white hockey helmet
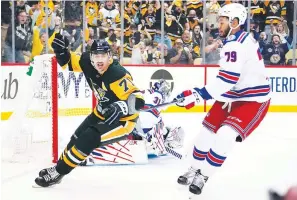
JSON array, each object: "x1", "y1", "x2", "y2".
[{"x1": 218, "y1": 3, "x2": 247, "y2": 27}]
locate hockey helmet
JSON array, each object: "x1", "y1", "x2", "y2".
[
  {"x1": 90, "y1": 39, "x2": 111, "y2": 54},
  {"x1": 218, "y1": 3, "x2": 247, "y2": 27},
  {"x1": 153, "y1": 79, "x2": 171, "y2": 100}
]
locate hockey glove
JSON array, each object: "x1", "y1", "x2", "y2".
[
  {"x1": 51, "y1": 33, "x2": 70, "y2": 66},
  {"x1": 102, "y1": 101, "x2": 129, "y2": 125},
  {"x1": 52, "y1": 33, "x2": 69, "y2": 54},
  {"x1": 175, "y1": 87, "x2": 213, "y2": 109},
  {"x1": 174, "y1": 90, "x2": 200, "y2": 109}
]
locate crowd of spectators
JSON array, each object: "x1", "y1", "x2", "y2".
[{"x1": 1, "y1": 0, "x2": 296, "y2": 65}]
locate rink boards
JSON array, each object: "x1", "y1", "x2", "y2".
[{"x1": 1, "y1": 62, "x2": 297, "y2": 121}]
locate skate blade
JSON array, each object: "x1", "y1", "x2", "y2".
[
  {"x1": 32, "y1": 183, "x2": 56, "y2": 188},
  {"x1": 189, "y1": 194, "x2": 199, "y2": 200}
]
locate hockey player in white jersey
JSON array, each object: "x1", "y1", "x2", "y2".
[
  {"x1": 174, "y1": 3, "x2": 271, "y2": 195},
  {"x1": 134, "y1": 79, "x2": 185, "y2": 157}
]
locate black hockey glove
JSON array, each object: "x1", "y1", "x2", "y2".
[
  {"x1": 51, "y1": 33, "x2": 70, "y2": 66},
  {"x1": 102, "y1": 101, "x2": 129, "y2": 125},
  {"x1": 52, "y1": 33, "x2": 69, "y2": 53}
]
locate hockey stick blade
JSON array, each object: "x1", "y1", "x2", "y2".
[{"x1": 140, "y1": 98, "x2": 184, "y2": 112}]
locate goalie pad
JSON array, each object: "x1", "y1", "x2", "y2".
[
  {"x1": 80, "y1": 140, "x2": 148, "y2": 165},
  {"x1": 145, "y1": 121, "x2": 167, "y2": 156}
]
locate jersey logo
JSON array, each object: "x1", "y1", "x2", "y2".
[{"x1": 90, "y1": 79, "x2": 110, "y2": 103}]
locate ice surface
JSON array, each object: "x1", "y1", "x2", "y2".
[{"x1": 2, "y1": 113, "x2": 297, "y2": 200}]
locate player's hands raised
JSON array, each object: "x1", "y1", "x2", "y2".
[{"x1": 52, "y1": 33, "x2": 69, "y2": 54}]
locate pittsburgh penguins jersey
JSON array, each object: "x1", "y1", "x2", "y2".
[
  {"x1": 98, "y1": 6, "x2": 121, "y2": 28},
  {"x1": 202, "y1": 30, "x2": 271, "y2": 103},
  {"x1": 60, "y1": 52, "x2": 143, "y2": 122},
  {"x1": 85, "y1": 1, "x2": 99, "y2": 26}
]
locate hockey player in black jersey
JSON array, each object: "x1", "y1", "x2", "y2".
[{"x1": 34, "y1": 34, "x2": 145, "y2": 187}]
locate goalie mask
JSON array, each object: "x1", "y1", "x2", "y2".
[
  {"x1": 90, "y1": 39, "x2": 112, "y2": 74},
  {"x1": 153, "y1": 79, "x2": 171, "y2": 103}
]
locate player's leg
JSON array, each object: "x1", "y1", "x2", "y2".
[
  {"x1": 60, "y1": 113, "x2": 100, "y2": 159},
  {"x1": 38, "y1": 113, "x2": 100, "y2": 177},
  {"x1": 35, "y1": 118, "x2": 136, "y2": 187},
  {"x1": 177, "y1": 101, "x2": 229, "y2": 185},
  {"x1": 189, "y1": 100, "x2": 270, "y2": 195}
]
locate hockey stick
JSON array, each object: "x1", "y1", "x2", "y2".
[
  {"x1": 140, "y1": 98, "x2": 184, "y2": 112},
  {"x1": 165, "y1": 146, "x2": 183, "y2": 160}
]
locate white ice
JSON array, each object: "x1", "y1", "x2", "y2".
[{"x1": 2, "y1": 113, "x2": 297, "y2": 200}]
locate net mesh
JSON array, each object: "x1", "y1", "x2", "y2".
[
  {"x1": 1, "y1": 54, "x2": 93, "y2": 164},
  {"x1": 2, "y1": 55, "x2": 54, "y2": 163}
]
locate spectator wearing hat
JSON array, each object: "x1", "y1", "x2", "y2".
[
  {"x1": 262, "y1": 34, "x2": 289, "y2": 65},
  {"x1": 168, "y1": 38, "x2": 193, "y2": 64}
]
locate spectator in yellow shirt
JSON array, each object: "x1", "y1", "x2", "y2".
[{"x1": 30, "y1": 25, "x2": 57, "y2": 59}]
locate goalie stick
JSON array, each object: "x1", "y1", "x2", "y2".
[{"x1": 140, "y1": 98, "x2": 184, "y2": 112}]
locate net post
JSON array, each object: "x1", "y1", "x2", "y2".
[
  {"x1": 92, "y1": 93, "x2": 96, "y2": 110},
  {"x1": 52, "y1": 56, "x2": 58, "y2": 163}
]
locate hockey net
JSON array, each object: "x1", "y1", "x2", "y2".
[{"x1": 1, "y1": 54, "x2": 94, "y2": 164}]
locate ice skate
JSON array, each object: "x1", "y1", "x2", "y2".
[
  {"x1": 38, "y1": 166, "x2": 56, "y2": 177},
  {"x1": 177, "y1": 167, "x2": 200, "y2": 185},
  {"x1": 35, "y1": 166, "x2": 64, "y2": 187},
  {"x1": 189, "y1": 171, "x2": 208, "y2": 195}
]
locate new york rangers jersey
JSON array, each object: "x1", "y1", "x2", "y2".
[
  {"x1": 204, "y1": 30, "x2": 271, "y2": 103},
  {"x1": 138, "y1": 89, "x2": 163, "y2": 131}
]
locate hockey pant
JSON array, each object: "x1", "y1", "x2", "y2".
[{"x1": 56, "y1": 112, "x2": 135, "y2": 174}]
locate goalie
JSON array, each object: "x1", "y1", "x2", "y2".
[
  {"x1": 81, "y1": 80, "x2": 185, "y2": 166},
  {"x1": 34, "y1": 34, "x2": 144, "y2": 187},
  {"x1": 133, "y1": 80, "x2": 185, "y2": 157}
]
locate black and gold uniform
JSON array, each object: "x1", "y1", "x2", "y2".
[
  {"x1": 34, "y1": 35, "x2": 144, "y2": 187},
  {"x1": 263, "y1": 0, "x2": 286, "y2": 25}
]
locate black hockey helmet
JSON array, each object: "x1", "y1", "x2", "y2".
[{"x1": 90, "y1": 39, "x2": 111, "y2": 54}]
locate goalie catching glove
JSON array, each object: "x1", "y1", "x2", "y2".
[{"x1": 175, "y1": 87, "x2": 212, "y2": 109}]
